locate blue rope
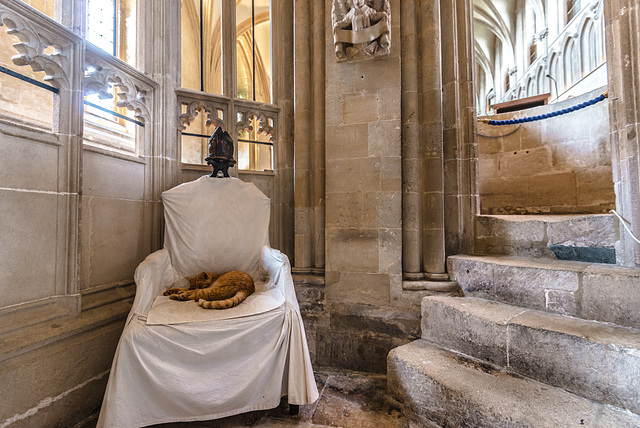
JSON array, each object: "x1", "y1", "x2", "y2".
[{"x1": 481, "y1": 92, "x2": 607, "y2": 126}]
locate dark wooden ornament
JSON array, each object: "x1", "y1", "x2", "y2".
[{"x1": 205, "y1": 127, "x2": 237, "y2": 177}]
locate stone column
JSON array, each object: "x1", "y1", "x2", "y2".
[
  {"x1": 401, "y1": 0, "x2": 422, "y2": 279},
  {"x1": 401, "y1": 0, "x2": 475, "y2": 281},
  {"x1": 294, "y1": 0, "x2": 313, "y2": 269},
  {"x1": 144, "y1": 0, "x2": 182, "y2": 249},
  {"x1": 440, "y1": 0, "x2": 476, "y2": 259},
  {"x1": 604, "y1": 1, "x2": 640, "y2": 266},
  {"x1": 420, "y1": 0, "x2": 447, "y2": 278},
  {"x1": 273, "y1": 0, "x2": 296, "y2": 258},
  {"x1": 311, "y1": 0, "x2": 326, "y2": 270},
  {"x1": 294, "y1": 0, "x2": 324, "y2": 272}
]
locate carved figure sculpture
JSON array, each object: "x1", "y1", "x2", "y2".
[
  {"x1": 164, "y1": 270, "x2": 255, "y2": 309},
  {"x1": 332, "y1": 0, "x2": 390, "y2": 62}
]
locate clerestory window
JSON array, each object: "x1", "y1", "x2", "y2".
[{"x1": 180, "y1": 0, "x2": 275, "y2": 172}]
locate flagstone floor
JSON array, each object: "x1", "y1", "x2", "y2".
[{"x1": 79, "y1": 370, "x2": 411, "y2": 428}]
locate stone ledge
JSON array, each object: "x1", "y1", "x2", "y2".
[
  {"x1": 80, "y1": 280, "x2": 136, "y2": 311},
  {"x1": 0, "y1": 296, "x2": 132, "y2": 365},
  {"x1": 402, "y1": 280, "x2": 462, "y2": 294},
  {"x1": 292, "y1": 272, "x2": 325, "y2": 286},
  {"x1": 0, "y1": 295, "x2": 79, "y2": 336}
]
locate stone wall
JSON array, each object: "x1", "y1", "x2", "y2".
[
  {"x1": 320, "y1": 0, "x2": 413, "y2": 372},
  {"x1": 477, "y1": 87, "x2": 615, "y2": 214},
  {"x1": 323, "y1": 0, "x2": 402, "y2": 311},
  {"x1": 0, "y1": 2, "x2": 165, "y2": 426}
]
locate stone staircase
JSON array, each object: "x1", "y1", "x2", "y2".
[{"x1": 387, "y1": 215, "x2": 640, "y2": 427}]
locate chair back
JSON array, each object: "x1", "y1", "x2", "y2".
[{"x1": 162, "y1": 176, "x2": 270, "y2": 279}]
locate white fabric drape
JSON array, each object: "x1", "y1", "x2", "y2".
[{"x1": 97, "y1": 177, "x2": 318, "y2": 428}]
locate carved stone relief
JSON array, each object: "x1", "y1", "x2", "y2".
[
  {"x1": 177, "y1": 99, "x2": 225, "y2": 132},
  {"x1": 331, "y1": 0, "x2": 390, "y2": 62},
  {"x1": 235, "y1": 109, "x2": 276, "y2": 142},
  {"x1": 83, "y1": 62, "x2": 151, "y2": 123},
  {"x1": 0, "y1": 7, "x2": 71, "y2": 88}
]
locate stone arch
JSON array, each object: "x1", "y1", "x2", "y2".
[
  {"x1": 562, "y1": 36, "x2": 577, "y2": 89},
  {"x1": 536, "y1": 65, "x2": 545, "y2": 94},
  {"x1": 579, "y1": 17, "x2": 597, "y2": 75}
]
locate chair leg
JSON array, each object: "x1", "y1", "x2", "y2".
[{"x1": 289, "y1": 404, "x2": 299, "y2": 416}]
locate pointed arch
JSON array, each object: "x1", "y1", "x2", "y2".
[{"x1": 536, "y1": 65, "x2": 545, "y2": 94}]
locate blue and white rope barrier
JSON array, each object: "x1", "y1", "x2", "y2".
[{"x1": 479, "y1": 91, "x2": 608, "y2": 126}]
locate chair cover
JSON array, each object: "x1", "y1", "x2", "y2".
[{"x1": 97, "y1": 177, "x2": 319, "y2": 428}]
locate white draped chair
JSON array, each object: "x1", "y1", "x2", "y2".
[{"x1": 97, "y1": 176, "x2": 319, "y2": 428}]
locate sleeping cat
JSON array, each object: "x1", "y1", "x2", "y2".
[{"x1": 163, "y1": 270, "x2": 255, "y2": 309}]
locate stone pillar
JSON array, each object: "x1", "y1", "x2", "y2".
[
  {"x1": 439, "y1": 0, "x2": 476, "y2": 260},
  {"x1": 420, "y1": 0, "x2": 447, "y2": 278},
  {"x1": 401, "y1": 0, "x2": 422, "y2": 279},
  {"x1": 604, "y1": 1, "x2": 640, "y2": 266},
  {"x1": 324, "y1": 0, "x2": 402, "y2": 306},
  {"x1": 294, "y1": 0, "x2": 313, "y2": 269},
  {"x1": 294, "y1": 0, "x2": 325, "y2": 272},
  {"x1": 400, "y1": 0, "x2": 476, "y2": 283},
  {"x1": 273, "y1": 0, "x2": 296, "y2": 259},
  {"x1": 311, "y1": 0, "x2": 326, "y2": 270},
  {"x1": 144, "y1": 0, "x2": 182, "y2": 249}
]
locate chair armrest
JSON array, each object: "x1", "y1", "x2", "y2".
[
  {"x1": 260, "y1": 245, "x2": 300, "y2": 312},
  {"x1": 261, "y1": 245, "x2": 285, "y2": 284},
  {"x1": 127, "y1": 248, "x2": 179, "y2": 323}
]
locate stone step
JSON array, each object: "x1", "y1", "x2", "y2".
[
  {"x1": 475, "y1": 214, "x2": 617, "y2": 262},
  {"x1": 421, "y1": 295, "x2": 640, "y2": 415},
  {"x1": 387, "y1": 340, "x2": 640, "y2": 428},
  {"x1": 448, "y1": 254, "x2": 640, "y2": 329}
]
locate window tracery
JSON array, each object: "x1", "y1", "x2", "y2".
[{"x1": 179, "y1": 0, "x2": 277, "y2": 172}]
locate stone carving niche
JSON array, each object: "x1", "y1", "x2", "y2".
[{"x1": 332, "y1": 0, "x2": 390, "y2": 62}]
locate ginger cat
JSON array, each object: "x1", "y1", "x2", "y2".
[{"x1": 163, "y1": 270, "x2": 255, "y2": 309}]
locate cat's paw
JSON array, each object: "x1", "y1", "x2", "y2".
[
  {"x1": 163, "y1": 288, "x2": 181, "y2": 296},
  {"x1": 169, "y1": 291, "x2": 191, "y2": 301}
]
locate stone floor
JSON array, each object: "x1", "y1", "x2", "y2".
[{"x1": 77, "y1": 370, "x2": 409, "y2": 428}]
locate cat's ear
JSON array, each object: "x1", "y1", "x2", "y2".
[{"x1": 202, "y1": 272, "x2": 209, "y2": 280}]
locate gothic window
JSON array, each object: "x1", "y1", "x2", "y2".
[
  {"x1": 566, "y1": 0, "x2": 578, "y2": 24},
  {"x1": 536, "y1": 67, "x2": 545, "y2": 94},
  {"x1": 83, "y1": 0, "x2": 140, "y2": 153},
  {"x1": 236, "y1": 0, "x2": 272, "y2": 103},
  {"x1": 86, "y1": 0, "x2": 136, "y2": 66},
  {"x1": 548, "y1": 53, "x2": 562, "y2": 97},
  {"x1": 181, "y1": 0, "x2": 223, "y2": 93},
  {"x1": 563, "y1": 39, "x2": 579, "y2": 89},
  {"x1": 180, "y1": 0, "x2": 275, "y2": 172},
  {"x1": 529, "y1": 41, "x2": 537, "y2": 66},
  {"x1": 580, "y1": 19, "x2": 597, "y2": 75}
]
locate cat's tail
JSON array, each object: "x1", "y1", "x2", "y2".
[{"x1": 198, "y1": 290, "x2": 251, "y2": 309}]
